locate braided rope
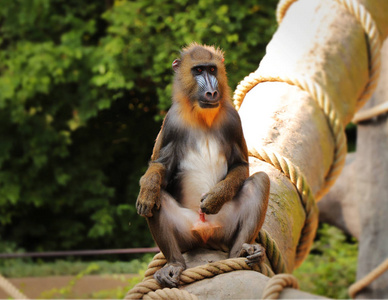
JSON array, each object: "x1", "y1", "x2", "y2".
[
  {"x1": 257, "y1": 229, "x2": 287, "y2": 274},
  {"x1": 126, "y1": 254, "x2": 275, "y2": 299},
  {"x1": 143, "y1": 252, "x2": 167, "y2": 281},
  {"x1": 261, "y1": 274, "x2": 300, "y2": 299},
  {"x1": 234, "y1": 74, "x2": 347, "y2": 201},
  {"x1": 250, "y1": 147, "x2": 319, "y2": 267},
  {"x1": 276, "y1": 0, "x2": 381, "y2": 111},
  {"x1": 143, "y1": 288, "x2": 198, "y2": 300}
]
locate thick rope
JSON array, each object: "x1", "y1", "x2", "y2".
[
  {"x1": 261, "y1": 274, "x2": 299, "y2": 299},
  {"x1": 143, "y1": 252, "x2": 167, "y2": 281},
  {"x1": 234, "y1": 74, "x2": 347, "y2": 201},
  {"x1": 232, "y1": 0, "x2": 382, "y2": 269},
  {"x1": 257, "y1": 229, "x2": 287, "y2": 274},
  {"x1": 126, "y1": 253, "x2": 275, "y2": 299},
  {"x1": 235, "y1": 0, "x2": 382, "y2": 199},
  {"x1": 348, "y1": 258, "x2": 388, "y2": 298},
  {"x1": 0, "y1": 274, "x2": 28, "y2": 299},
  {"x1": 250, "y1": 147, "x2": 319, "y2": 268},
  {"x1": 143, "y1": 288, "x2": 198, "y2": 300}
]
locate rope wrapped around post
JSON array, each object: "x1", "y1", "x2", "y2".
[
  {"x1": 232, "y1": 0, "x2": 381, "y2": 271},
  {"x1": 250, "y1": 146, "x2": 319, "y2": 267},
  {"x1": 125, "y1": 253, "x2": 275, "y2": 299}
]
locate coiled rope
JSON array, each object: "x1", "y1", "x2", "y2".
[
  {"x1": 233, "y1": 0, "x2": 381, "y2": 267},
  {"x1": 234, "y1": 0, "x2": 381, "y2": 199},
  {"x1": 262, "y1": 274, "x2": 300, "y2": 299},
  {"x1": 250, "y1": 147, "x2": 319, "y2": 268},
  {"x1": 125, "y1": 253, "x2": 275, "y2": 299},
  {"x1": 234, "y1": 74, "x2": 347, "y2": 201}
]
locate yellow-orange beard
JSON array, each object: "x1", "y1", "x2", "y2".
[
  {"x1": 178, "y1": 96, "x2": 221, "y2": 128},
  {"x1": 196, "y1": 105, "x2": 220, "y2": 127}
]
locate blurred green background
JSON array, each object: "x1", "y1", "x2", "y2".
[{"x1": 0, "y1": 0, "x2": 358, "y2": 298}]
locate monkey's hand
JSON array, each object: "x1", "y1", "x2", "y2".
[
  {"x1": 136, "y1": 175, "x2": 161, "y2": 217},
  {"x1": 154, "y1": 262, "x2": 185, "y2": 288},
  {"x1": 200, "y1": 183, "x2": 232, "y2": 214},
  {"x1": 239, "y1": 243, "x2": 265, "y2": 267}
]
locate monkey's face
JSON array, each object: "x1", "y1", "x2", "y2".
[
  {"x1": 172, "y1": 44, "x2": 231, "y2": 127},
  {"x1": 191, "y1": 64, "x2": 220, "y2": 108},
  {"x1": 172, "y1": 45, "x2": 228, "y2": 109}
]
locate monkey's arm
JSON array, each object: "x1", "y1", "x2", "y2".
[
  {"x1": 136, "y1": 162, "x2": 166, "y2": 217},
  {"x1": 200, "y1": 162, "x2": 249, "y2": 214},
  {"x1": 136, "y1": 127, "x2": 172, "y2": 217}
]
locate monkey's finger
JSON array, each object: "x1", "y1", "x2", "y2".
[
  {"x1": 136, "y1": 203, "x2": 153, "y2": 217},
  {"x1": 246, "y1": 251, "x2": 265, "y2": 265},
  {"x1": 164, "y1": 275, "x2": 179, "y2": 288},
  {"x1": 199, "y1": 202, "x2": 209, "y2": 214},
  {"x1": 246, "y1": 251, "x2": 264, "y2": 261},
  {"x1": 155, "y1": 271, "x2": 180, "y2": 288},
  {"x1": 200, "y1": 193, "x2": 208, "y2": 203},
  {"x1": 239, "y1": 248, "x2": 248, "y2": 257}
]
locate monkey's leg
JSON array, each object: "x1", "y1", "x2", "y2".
[
  {"x1": 217, "y1": 171, "x2": 270, "y2": 265},
  {"x1": 146, "y1": 191, "x2": 199, "y2": 288}
]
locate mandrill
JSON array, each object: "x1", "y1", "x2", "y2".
[{"x1": 136, "y1": 43, "x2": 270, "y2": 288}]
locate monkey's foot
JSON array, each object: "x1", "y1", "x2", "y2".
[
  {"x1": 154, "y1": 263, "x2": 185, "y2": 288},
  {"x1": 239, "y1": 243, "x2": 265, "y2": 267}
]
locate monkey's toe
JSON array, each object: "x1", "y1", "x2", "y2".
[
  {"x1": 240, "y1": 243, "x2": 265, "y2": 266},
  {"x1": 154, "y1": 263, "x2": 184, "y2": 288}
]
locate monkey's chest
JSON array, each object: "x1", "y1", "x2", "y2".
[{"x1": 177, "y1": 137, "x2": 227, "y2": 211}]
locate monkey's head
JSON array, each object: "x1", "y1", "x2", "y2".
[{"x1": 172, "y1": 43, "x2": 231, "y2": 127}]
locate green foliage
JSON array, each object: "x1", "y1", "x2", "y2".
[
  {"x1": 294, "y1": 223, "x2": 358, "y2": 299},
  {"x1": 0, "y1": 0, "x2": 278, "y2": 252}
]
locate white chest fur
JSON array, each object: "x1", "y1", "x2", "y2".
[{"x1": 178, "y1": 135, "x2": 227, "y2": 211}]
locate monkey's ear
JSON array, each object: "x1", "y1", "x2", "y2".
[{"x1": 172, "y1": 59, "x2": 181, "y2": 72}]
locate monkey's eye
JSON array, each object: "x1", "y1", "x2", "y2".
[
  {"x1": 195, "y1": 67, "x2": 203, "y2": 74},
  {"x1": 210, "y1": 67, "x2": 216, "y2": 73}
]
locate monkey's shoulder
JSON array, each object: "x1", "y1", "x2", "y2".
[
  {"x1": 160, "y1": 105, "x2": 190, "y2": 143},
  {"x1": 217, "y1": 104, "x2": 245, "y2": 142}
]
